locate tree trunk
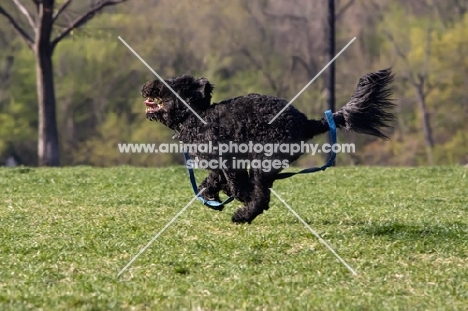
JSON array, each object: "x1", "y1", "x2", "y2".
[
  {"x1": 35, "y1": 48, "x2": 60, "y2": 166},
  {"x1": 326, "y1": 0, "x2": 336, "y2": 166},
  {"x1": 415, "y1": 84, "x2": 434, "y2": 165},
  {"x1": 326, "y1": 0, "x2": 336, "y2": 113},
  {"x1": 35, "y1": 1, "x2": 60, "y2": 166}
]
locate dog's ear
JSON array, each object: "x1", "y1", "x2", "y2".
[{"x1": 188, "y1": 77, "x2": 213, "y2": 110}]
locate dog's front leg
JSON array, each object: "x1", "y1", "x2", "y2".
[{"x1": 198, "y1": 170, "x2": 225, "y2": 203}]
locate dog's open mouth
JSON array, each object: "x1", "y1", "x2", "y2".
[{"x1": 144, "y1": 97, "x2": 164, "y2": 113}]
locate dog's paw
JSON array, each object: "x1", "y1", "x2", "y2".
[
  {"x1": 204, "y1": 201, "x2": 224, "y2": 211},
  {"x1": 231, "y1": 207, "x2": 262, "y2": 224},
  {"x1": 199, "y1": 192, "x2": 220, "y2": 201},
  {"x1": 199, "y1": 192, "x2": 225, "y2": 211}
]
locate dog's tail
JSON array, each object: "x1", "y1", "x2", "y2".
[{"x1": 308, "y1": 68, "x2": 396, "y2": 139}]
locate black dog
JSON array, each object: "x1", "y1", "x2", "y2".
[{"x1": 141, "y1": 68, "x2": 395, "y2": 223}]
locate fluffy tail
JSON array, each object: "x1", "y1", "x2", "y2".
[
  {"x1": 334, "y1": 68, "x2": 396, "y2": 139},
  {"x1": 307, "y1": 68, "x2": 396, "y2": 139}
]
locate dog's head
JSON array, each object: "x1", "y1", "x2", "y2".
[{"x1": 141, "y1": 75, "x2": 214, "y2": 129}]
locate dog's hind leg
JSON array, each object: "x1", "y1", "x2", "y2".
[
  {"x1": 221, "y1": 169, "x2": 251, "y2": 203},
  {"x1": 231, "y1": 170, "x2": 276, "y2": 224}
]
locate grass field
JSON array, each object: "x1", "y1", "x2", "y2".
[{"x1": 0, "y1": 165, "x2": 467, "y2": 310}]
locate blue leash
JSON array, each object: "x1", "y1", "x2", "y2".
[
  {"x1": 183, "y1": 110, "x2": 337, "y2": 209},
  {"x1": 183, "y1": 151, "x2": 235, "y2": 210},
  {"x1": 275, "y1": 109, "x2": 336, "y2": 179}
]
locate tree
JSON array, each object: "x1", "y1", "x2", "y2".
[
  {"x1": 0, "y1": 0, "x2": 128, "y2": 166},
  {"x1": 369, "y1": 1, "x2": 439, "y2": 165}
]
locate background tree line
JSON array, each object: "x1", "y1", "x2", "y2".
[{"x1": 1, "y1": 0, "x2": 467, "y2": 167}]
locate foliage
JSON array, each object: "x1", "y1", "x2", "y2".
[{"x1": 1, "y1": 0, "x2": 468, "y2": 166}]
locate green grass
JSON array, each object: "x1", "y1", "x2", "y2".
[{"x1": 1, "y1": 166, "x2": 467, "y2": 310}]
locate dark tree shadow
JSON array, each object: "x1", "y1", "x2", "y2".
[{"x1": 358, "y1": 221, "x2": 468, "y2": 240}]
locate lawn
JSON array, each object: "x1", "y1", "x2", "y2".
[{"x1": 0, "y1": 166, "x2": 467, "y2": 310}]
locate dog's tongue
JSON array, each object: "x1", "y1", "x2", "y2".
[{"x1": 144, "y1": 99, "x2": 157, "y2": 107}]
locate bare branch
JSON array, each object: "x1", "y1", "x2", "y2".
[
  {"x1": 418, "y1": 73, "x2": 436, "y2": 98},
  {"x1": 0, "y1": 5, "x2": 34, "y2": 48},
  {"x1": 336, "y1": 0, "x2": 356, "y2": 19},
  {"x1": 382, "y1": 30, "x2": 413, "y2": 79},
  {"x1": 30, "y1": 0, "x2": 40, "y2": 9},
  {"x1": 428, "y1": 0, "x2": 447, "y2": 28},
  {"x1": 241, "y1": 3, "x2": 267, "y2": 42},
  {"x1": 239, "y1": 47, "x2": 278, "y2": 92},
  {"x1": 53, "y1": 0, "x2": 74, "y2": 21},
  {"x1": 263, "y1": 11, "x2": 308, "y2": 23},
  {"x1": 453, "y1": 0, "x2": 467, "y2": 15},
  {"x1": 292, "y1": 55, "x2": 314, "y2": 78},
  {"x1": 368, "y1": 0, "x2": 381, "y2": 11},
  {"x1": 12, "y1": 0, "x2": 36, "y2": 29},
  {"x1": 51, "y1": 0, "x2": 128, "y2": 48}
]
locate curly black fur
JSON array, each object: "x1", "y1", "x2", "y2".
[{"x1": 141, "y1": 68, "x2": 395, "y2": 223}]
